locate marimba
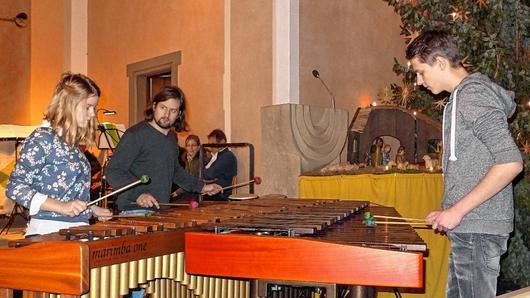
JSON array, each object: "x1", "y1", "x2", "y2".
[
  {"x1": 0, "y1": 197, "x2": 426, "y2": 298},
  {"x1": 0, "y1": 200, "x2": 250, "y2": 298},
  {"x1": 185, "y1": 198, "x2": 426, "y2": 290}
]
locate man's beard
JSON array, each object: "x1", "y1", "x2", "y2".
[{"x1": 155, "y1": 117, "x2": 173, "y2": 129}]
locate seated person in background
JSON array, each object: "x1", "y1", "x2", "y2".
[
  {"x1": 172, "y1": 134, "x2": 204, "y2": 200},
  {"x1": 106, "y1": 86, "x2": 222, "y2": 214},
  {"x1": 202, "y1": 129, "x2": 237, "y2": 200},
  {"x1": 6, "y1": 72, "x2": 112, "y2": 236},
  {"x1": 182, "y1": 134, "x2": 203, "y2": 178}
]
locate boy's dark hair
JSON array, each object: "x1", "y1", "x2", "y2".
[
  {"x1": 406, "y1": 30, "x2": 463, "y2": 67},
  {"x1": 207, "y1": 129, "x2": 227, "y2": 143},
  {"x1": 145, "y1": 86, "x2": 187, "y2": 131}
]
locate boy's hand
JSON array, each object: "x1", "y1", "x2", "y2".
[{"x1": 426, "y1": 209, "x2": 463, "y2": 231}]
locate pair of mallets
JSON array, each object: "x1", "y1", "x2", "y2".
[
  {"x1": 362, "y1": 211, "x2": 429, "y2": 227},
  {"x1": 88, "y1": 175, "x2": 262, "y2": 209},
  {"x1": 164, "y1": 176, "x2": 263, "y2": 208}
]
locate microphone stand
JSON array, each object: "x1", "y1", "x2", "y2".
[
  {"x1": 312, "y1": 70, "x2": 336, "y2": 109},
  {"x1": 317, "y1": 77, "x2": 336, "y2": 109}
]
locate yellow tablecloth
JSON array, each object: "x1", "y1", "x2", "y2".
[{"x1": 299, "y1": 173, "x2": 450, "y2": 298}]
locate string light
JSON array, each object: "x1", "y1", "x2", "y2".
[
  {"x1": 449, "y1": 6, "x2": 470, "y2": 21},
  {"x1": 434, "y1": 98, "x2": 448, "y2": 110},
  {"x1": 378, "y1": 86, "x2": 394, "y2": 105},
  {"x1": 400, "y1": 84, "x2": 414, "y2": 107},
  {"x1": 403, "y1": 28, "x2": 420, "y2": 45}
]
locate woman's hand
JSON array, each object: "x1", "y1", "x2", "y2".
[{"x1": 59, "y1": 200, "x2": 88, "y2": 217}]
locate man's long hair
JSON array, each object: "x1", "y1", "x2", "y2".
[
  {"x1": 145, "y1": 86, "x2": 187, "y2": 132},
  {"x1": 45, "y1": 72, "x2": 101, "y2": 148}
]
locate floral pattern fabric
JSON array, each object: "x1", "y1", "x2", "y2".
[{"x1": 6, "y1": 127, "x2": 92, "y2": 222}]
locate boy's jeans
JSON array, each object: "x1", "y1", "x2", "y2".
[{"x1": 446, "y1": 232, "x2": 509, "y2": 298}]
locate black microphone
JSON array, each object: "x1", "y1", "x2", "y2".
[{"x1": 312, "y1": 69, "x2": 336, "y2": 109}]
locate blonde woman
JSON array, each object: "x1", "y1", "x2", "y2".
[{"x1": 6, "y1": 73, "x2": 112, "y2": 236}]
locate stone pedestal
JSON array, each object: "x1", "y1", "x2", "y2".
[{"x1": 260, "y1": 104, "x2": 348, "y2": 197}]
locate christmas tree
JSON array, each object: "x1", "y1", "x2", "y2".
[{"x1": 383, "y1": 0, "x2": 530, "y2": 292}]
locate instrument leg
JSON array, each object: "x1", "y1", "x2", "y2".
[
  {"x1": 249, "y1": 280, "x2": 259, "y2": 298},
  {"x1": 344, "y1": 286, "x2": 374, "y2": 298}
]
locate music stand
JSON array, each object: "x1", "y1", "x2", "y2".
[
  {"x1": 0, "y1": 136, "x2": 29, "y2": 234},
  {"x1": 96, "y1": 123, "x2": 123, "y2": 209},
  {"x1": 97, "y1": 122, "x2": 122, "y2": 152}
]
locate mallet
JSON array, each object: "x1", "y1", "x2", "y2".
[
  {"x1": 134, "y1": 201, "x2": 199, "y2": 209},
  {"x1": 221, "y1": 176, "x2": 262, "y2": 191},
  {"x1": 88, "y1": 175, "x2": 150, "y2": 207},
  {"x1": 160, "y1": 201, "x2": 199, "y2": 208},
  {"x1": 362, "y1": 211, "x2": 429, "y2": 227}
]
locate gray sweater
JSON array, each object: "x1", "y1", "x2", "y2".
[
  {"x1": 442, "y1": 73, "x2": 522, "y2": 234},
  {"x1": 106, "y1": 121, "x2": 204, "y2": 211}
]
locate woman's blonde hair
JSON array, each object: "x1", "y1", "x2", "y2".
[{"x1": 45, "y1": 72, "x2": 101, "y2": 148}]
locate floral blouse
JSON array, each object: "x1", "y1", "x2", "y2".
[{"x1": 6, "y1": 127, "x2": 92, "y2": 222}]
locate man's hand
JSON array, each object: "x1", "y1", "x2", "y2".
[
  {"x1": 91, "y1": 205, "x2": 113, "y2": 221},
  {"x1": 59, "y1": 200, "x2": 88, "y2": 217},
  {"x1": 201, "y1": 184, "x2": 223, "y2": 196},
  {"x1": 136, "y1": 193, "x2": 160, "y2": 209},
  {"x1": 426, "y1": 208, "x2": 464, "y2": 232}
]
